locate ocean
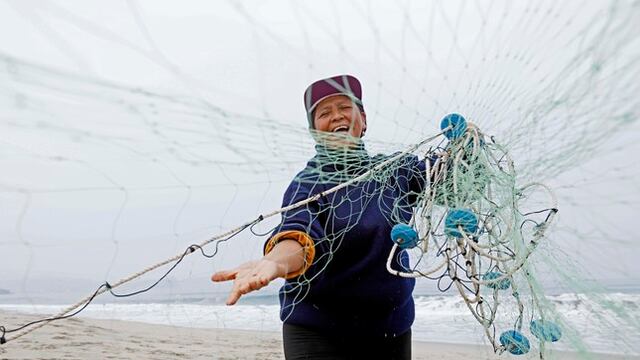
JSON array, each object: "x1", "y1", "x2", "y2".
[{"x1": 1, "y1": 291, "x2": 639, "y2": 355}]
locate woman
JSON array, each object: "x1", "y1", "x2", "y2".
[{"x1": 212, "y1": 75, "x2": 428, "y2": 359}]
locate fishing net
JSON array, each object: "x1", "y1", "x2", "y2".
[{"x1": 1, "y1": 0, "x2": 639, "y2": 358}]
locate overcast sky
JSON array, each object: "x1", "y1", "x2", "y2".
[{"x1": 1, "y1": 0, "x2": 639, "y2": 299}]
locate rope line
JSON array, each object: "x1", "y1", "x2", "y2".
[{"x1": 0, "y1": 130, "x2": 447, "y2": 344}]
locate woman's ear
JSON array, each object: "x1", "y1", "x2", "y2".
[{"x1": 361, "y1": 111, "x2": 367, "y2": 137}]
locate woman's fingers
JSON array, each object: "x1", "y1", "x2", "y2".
[
  {"x1": 226, "y1": 286, "x2": 242, "y2": 305},
  {"x1": 226, "y1": 278, "x2": 248, "y2": 305},
  {"x1": 216, "y1": 259, "x2": 279, "y2": 305},
  {"x1": 211, "y1": 260, "x2": 259, "y2": 282},
  {"x1": 211, "y1": 269, "x2": 238, "y2": 282},
  {"x1": 249, "y1": 275, "x2": 269, "y2": 290},
  {"x1": 225, "y1": 274, "x2": 269, "y2": 305}
]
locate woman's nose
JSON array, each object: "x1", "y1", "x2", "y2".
[{"x1": 329, "y1": 108, "x2": 345, "y2": 122}]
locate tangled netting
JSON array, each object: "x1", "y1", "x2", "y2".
[
  {"x1": 387, "y1": 115, "x2": 559, "y2": 356},
  {"x1": 3, "y1": 114, "x2": 563, "y2": 358},
  {"x1": 1, "y1": 0, "x2": 640, "y2": 358}
]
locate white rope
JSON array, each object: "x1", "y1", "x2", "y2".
[{"x1": 3, "y1": 129, "x2": 449, "y2": 344}]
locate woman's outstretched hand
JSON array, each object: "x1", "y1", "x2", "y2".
[
  {"x1": 211, "y1": 258, "x2": 282, "y2": 305},
  {"x1": 211, "y1": 240, "x2": 305, "y2": 305}
]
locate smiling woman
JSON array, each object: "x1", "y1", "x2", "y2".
[
  {"x1": 307, "y1": 75, "x2": 367, "y2": 136},
  {"x1": 212, "y1": 74, "x2": 430, "y2": 359},
  {"x1": 312, "y1": 94, "x2": 366, "y2": 138}
]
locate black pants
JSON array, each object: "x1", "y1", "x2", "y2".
[{"x1": 283, "y1": 323, "x2": 412, "y2": 360}]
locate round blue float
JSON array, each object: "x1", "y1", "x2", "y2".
[
  {"x1": 530, "y1": 319, "x2": 562, "y2": 342},
  {"x1": 483, "y1": 271, "x2": 511, "y2": 290},
  {"x1": 390, "y1": 223, "x2": 419, "y2": 249},
  {"x1": 444, "y1": 208, "x2": 478, "y2": 237},
  {"x1": 499, "y1": 330, "x2": 530, "y2": 355},
  {"x1": 440, "y1": 113, "x2": 467, "y2": 140}
]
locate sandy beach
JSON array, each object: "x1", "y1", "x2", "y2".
[{"x1": 0, "y1": 310, "x2": 637, "y2": 360}]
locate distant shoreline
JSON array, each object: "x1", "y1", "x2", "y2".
[{"x1": 1, "y1": 287, "x2": 639, "y2": 305}]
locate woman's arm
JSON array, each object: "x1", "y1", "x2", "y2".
[{"x1": 211, "y1": 239, "x2": 304, "y2": 305}]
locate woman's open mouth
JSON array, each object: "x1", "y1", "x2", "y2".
[{"x1": 332, "y1": 125, "x2": 350, "y2": 133}]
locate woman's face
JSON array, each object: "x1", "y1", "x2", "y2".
[{"x1": 312, "y1": 95, "x2": 367, "y2": 146}]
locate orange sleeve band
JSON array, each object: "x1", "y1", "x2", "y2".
[{"x1": 264, "y1": 230, "x2": 316, "y2": 279}]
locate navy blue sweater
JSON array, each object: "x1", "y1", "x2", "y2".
[{"x1": 268, "y1": 144, "x2": 427, "y2": 338}]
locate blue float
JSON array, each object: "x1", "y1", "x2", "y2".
[
  {"x1": 440, "y1": 113, "x2": 467, "y2": 140},
  {"x1": 390, "y1": 223, "x2": 419, "y2": 249},
  {"x1": 483, "y1": 271, "x2": 511, "y2": 290},
  {"x1": 499, "y1": 330, "x2": 530, "y2": 355},
  {"x1": 530, "y1": 319, "x2": 562, "y2": 342},
  {"x1": 444, "y1": 208, "x2": 478, "y2": 237}
]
